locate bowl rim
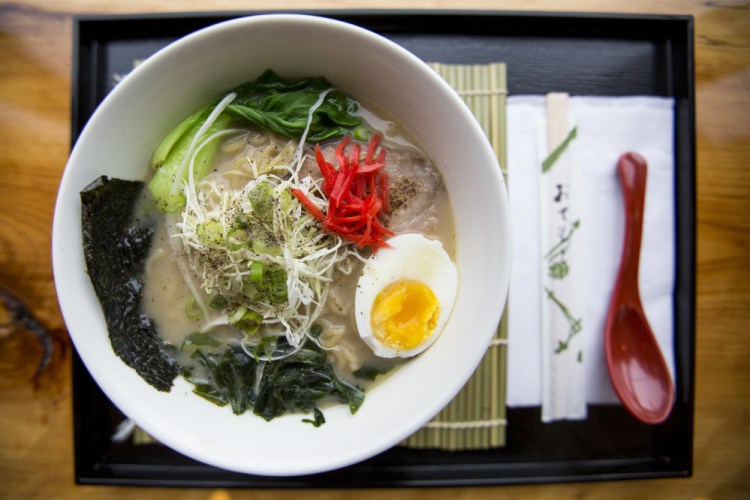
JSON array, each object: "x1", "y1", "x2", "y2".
[{"x1": 52, "y1": 13, "x2": 512, "y2": 476}]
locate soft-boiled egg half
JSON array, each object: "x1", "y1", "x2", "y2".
[{"x1": 355, "y1": 233, "x2": 458, "y2": 358}]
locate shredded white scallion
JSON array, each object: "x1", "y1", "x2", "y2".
[{"x1": 290, "y1": 88, "x2": 332, "y2": 177}]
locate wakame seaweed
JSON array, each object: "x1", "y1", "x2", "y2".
[
  {"x1": 81, "y1": 176, "x2": 179, "y2": 391},
  {"x1": 186, "y1": 339, "x2": 365, "y2": 423}
]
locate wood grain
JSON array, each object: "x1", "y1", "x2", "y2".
[{"x1": 1, "y1": 1, "x2": 749, "y2": 498}]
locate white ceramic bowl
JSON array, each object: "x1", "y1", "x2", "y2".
[{"x1": 53, "y1": 14, "x2": 512, "y2": 476}]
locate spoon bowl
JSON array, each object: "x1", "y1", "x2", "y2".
[{"x1": 605, "y1": 152, "x2": 675, "y2": 424}]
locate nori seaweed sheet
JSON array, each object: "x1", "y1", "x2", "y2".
[{"x1": 80, "y1": 176, "x2": 178, "y2": 391}]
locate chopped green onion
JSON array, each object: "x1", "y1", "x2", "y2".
[
  {"x1": 196, "y1": 220, "x2": 224, "y2": 245},
  {"x1": 157, "y1": 193, "x2": 186, "y2": 213},
  {"x1": 227, "y1": 228, "x2": 248, "y2": 251},
  {"x1": 252, "y1": 239, "x2": 282, "y2": 256},
  {"x1": 242, "y1": 283, "x2": 261, "y2": 300},
  {"x1": 270, "y1": 285, "x2": 287, "y2": 304},
  {"x1": 229, "y1": 305, "x2": 263, "y2": 335},
  {"x1": 181, "y1": 331, "x2": 220, "y2": 351},
  {"x1": 184, "y1": 298, "x2": 203, "y2": 320},
  {"x1": 267, "y1": 267, "x2": 288, "y2": 304},
  {"x1": 278, "y1": 189, "x2": 294, "y2": 214},
  {"x1": 249, "y1": 181, "x2": 274, "y2": 218},
  {"x1": 353, "y1": 125, "x2": 372, "y2": 142},
  {"x1": 209, "y1": 295, "x2": 228, "y2": 309},
  {"x1": 249, "y1": 261, "x2": 264, "y2": 285},
  {"x1": 234, "y1": 213, "x2": 251, "y2": 228}
]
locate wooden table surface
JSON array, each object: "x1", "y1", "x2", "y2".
[{"x1": 1, "y1": 1, "x2": 748, "y2": 498}]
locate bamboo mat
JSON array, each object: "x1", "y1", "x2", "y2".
[
  {"x1": 401, "y1": 62, "x2": 508, "y2": 450},
  {"x1": 129, "y1": 63, "x2": 508, "y2": 451}
]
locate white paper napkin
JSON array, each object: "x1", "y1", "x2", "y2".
[{"x1": 506, "y1": 96, "x2": 676, "y2": 407}]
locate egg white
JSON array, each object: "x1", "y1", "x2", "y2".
[{"x1": 354, "y1": 233, "x2": 458, "y2": 358}]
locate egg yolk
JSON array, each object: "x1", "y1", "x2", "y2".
[{"x1": 370, "y1": 279, "x2": 439, "y2": 350}]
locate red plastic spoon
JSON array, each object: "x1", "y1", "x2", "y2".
[{"x1": 604, "y1": 152, "x2": 675, "y2": 424}]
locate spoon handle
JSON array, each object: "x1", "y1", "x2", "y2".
[{"x1": 616, "y1": 152, "x2": 648, "y2": 298}]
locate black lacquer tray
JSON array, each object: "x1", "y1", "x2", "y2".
[{"x1": 70, "y1": 10, "x2": 695, "y2": 487}]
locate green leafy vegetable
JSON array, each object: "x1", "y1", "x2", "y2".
[
  {"x1": 148, "y1": 111, "x2": 233, "y2": 212},
  {"x1": 226, "y1": 69, "x2": 362, "y2": 142},
  {"x1": 352, "y1": 364, "x2": 394, "y2": 381},
  {"x1": 308, "y1": 323, "x2": 323, "y2": 339},
  {"x1": 302, "y1": 408, "x2": 326, "y2": 427},
  {"x1": 190, "y1": 347, "x2": 256, "y2": 414},
  {"x1": 184, "y1": 339, "x2": 364, "y2": 423},
  {"x1": 252, "y1": 342, "x2": 364, "y2": 420},
  {"x1": 181, "y1": 332, "x2": 221, "y2": 351}
]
